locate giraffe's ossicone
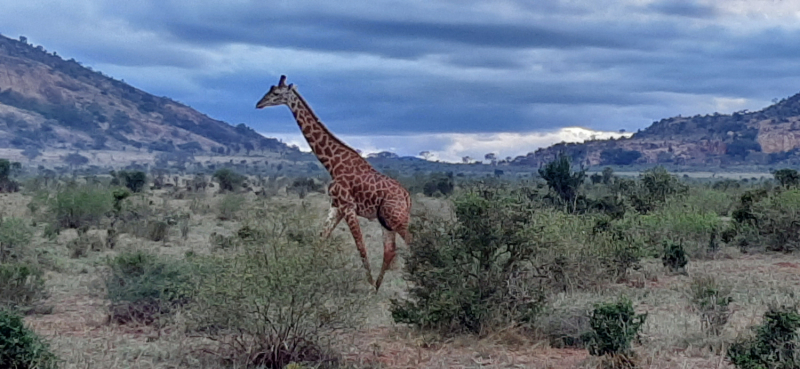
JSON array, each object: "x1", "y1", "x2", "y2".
[{"x1": 256, "y1": 75, "x2": 412, "y2": 291}]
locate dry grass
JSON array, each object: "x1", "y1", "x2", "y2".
[{"x1": 4, "y1": 187, "x2": 798, "y2": 369}]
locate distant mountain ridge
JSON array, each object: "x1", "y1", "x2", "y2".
[
  {"x1": 0, "y1": 34, "x2": 293, "y2": 157},
  {"x1": 511, "y1": 91, "x2": 800, "y2": 167}
]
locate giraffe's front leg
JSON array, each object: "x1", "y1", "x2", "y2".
[
  {"x1": 321, "y1": 207, "x2": 343, "y2": 239},
  {"x1": 343, "y1": 207, "x2": 374, "y2": 287}
]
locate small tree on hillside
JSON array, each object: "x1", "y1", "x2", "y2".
[
  {"x1": 110, "y1": 170, "x2": 147, "y2": 193},
  {"x1": 538, "y1": 153, "x2": 586, "y2": 211},
  {"x1": 213, "y1": 168, "x2": 246, "y2": 193}
]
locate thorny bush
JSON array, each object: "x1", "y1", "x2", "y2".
[
  {"x1": 391, "y1": 185, "x2": 546, "y2": 335},
  {"x1": 187, "y1": 202, "x2": 369, "y2": 368}
]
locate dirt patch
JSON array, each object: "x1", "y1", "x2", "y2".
[{"x1": 338, "y1": 327, "x2": 590, "y2": 368}]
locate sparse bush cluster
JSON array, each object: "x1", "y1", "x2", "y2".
[
  {"x1": 726, "y1": 187, "x2": 800, "y2": 252},
  {"x1": 105, "y1": 251, "x2": 193, "y2": 325},
  {"x1": 728, "y1": 305, "x2": 800, "y2": 369},
  {"x1": 689, "y1": 275, "x2": 733, "y2": 336},
  {"x1": 188, "y1": 203, "x2": 368, "y2": 368}
]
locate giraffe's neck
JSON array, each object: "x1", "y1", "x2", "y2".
[{"x1": 286, "y1": 90, "x2": 375, "y2": 178}]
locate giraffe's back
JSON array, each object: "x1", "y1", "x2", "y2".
[{"x1": 344, "y1": 172, "x2": 410, "y2": 228}]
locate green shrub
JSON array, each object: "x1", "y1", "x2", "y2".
[
  {"x1": 111, "y1": 188, "x2": 130, "y2": 214},
  {"x1": 391, "y1": 188, "x2": 545, "y2": 335},
  {"x1": 727, "y1": 305, "x2": 800, "y2": 369},
  {"x1": 539, "y1": 153, "x2": 586, "y2": 211},
  {"x1": 592, "y1": 219, "x2": 646, "y2": 281},
  {"x1": 0, "y1": 309, "x2": 58, "y2": 369},
  {"x1": 689, "y1": 276, "x2": 732, "y2": 336},
  {"x1": 212, "y1": 168, "x2": 246, "y2": 193},
  {"x1": 146, "y1": 220, "x2": 169, "y2": 242},
  {"x1": 105, "y1": 251, "x2": 192, "y2": 325},
  {"x1": 730, "y1": 189, "x2": 800, "y2": 252},
  {"x1": 188, "y1": 204, "x2": 367, "y2": 368},
  {"x1": 774, "y1": 168, "x2": 800, "y2": 188},
  {"x1": 661, "y1": 240, "x2": 688, "y2": 274},
  {"x1": 0, "y1": 263, "x2": 46, "y2": 310},
  {"x1": 48, "y1": 184, "x2": 112, "y2": 231},
  {"x1": 637, "y1": 202, "x2": 721, "y2": 257},
  {"x1": 687, "y1": 189, "x2": 735, "y2": 217},
  {"x1": 0, "y1": 217, "x2": 33, "y2": 263},
  {"x1": 111, "y1": 170, "x2": 147, "y2": 193},
  {"x1": 626, "y1": 166, "x2": 688, "y2": 214},
  {"x1": 217, "y1": 193, "x2": 245, "y2": 221},
  {"x1": 584, "y1": 297, "x2": 647, "y2": 368}
]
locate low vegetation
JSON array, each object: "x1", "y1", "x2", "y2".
[
  {"x1": 188, "y1": 203, "x2": 369, "y2": 368},
  {"x1": 3, "y1": 159, "x2": 800, "y2": 368},
  {"x1": 0, "y1": 309, "x2": 58, "y2": 369},
  {"x1": 728, "y1": 305, "x2": 800, "y2": 369}
]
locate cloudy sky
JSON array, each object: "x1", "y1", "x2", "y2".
[{"x1": 2, "y1": 0, "x2": 800, "y2": 162}]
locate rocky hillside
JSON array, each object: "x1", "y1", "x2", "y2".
[
  {"x1": 0, "y1": 34, "x2": 291, "y2": 158},
  {"x1": 512, "y1": 91, "x2": 800, "y2": 167}
]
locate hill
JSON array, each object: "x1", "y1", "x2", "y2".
[
  {"x1": 0, "y1": 34, "x2": 292, "y2": 159},
  {"x1": 511, "y1": 92, "x2": 800, "y2": 168}
]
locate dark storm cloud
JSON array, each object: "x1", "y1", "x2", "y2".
[
  {"x1": 150, "y1": 14, "x2": 637, "y2": 63},
  {"x1": 3, "y1": 0, "x2": 800, "y2": 148}
]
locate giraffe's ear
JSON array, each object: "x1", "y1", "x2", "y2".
[{"x1": 288, "y1": 83, "x2": 295, "y2": 90}]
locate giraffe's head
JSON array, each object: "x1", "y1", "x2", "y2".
[{"x1": 255, "y1": 75, "x2": 296, "y2": 109}]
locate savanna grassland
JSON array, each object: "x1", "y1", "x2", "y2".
[{"x1": 4, "y1": 157, "x2": 800, "y2": 369}]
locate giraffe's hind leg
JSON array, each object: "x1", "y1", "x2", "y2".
[
  {"x1": 375, "y1": 228, "x2": 397, "y2": 291},
  {"x1": 374, "y1": 201, "x2": 411, "y2": 291}
]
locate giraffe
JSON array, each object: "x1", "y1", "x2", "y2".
[{"x1": 256, "y1": 75, "x2": 412, "y2": 291}]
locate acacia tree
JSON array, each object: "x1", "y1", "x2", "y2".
[
  {"x1": 484, "y1": 153, "x2": 497, "y2": 166},
  {"x1": 538, "y1": 153, "x2": 585, "y2": 212},
  {"x1": 774, "y1": 169, "x2": 800, "y2": 188}
]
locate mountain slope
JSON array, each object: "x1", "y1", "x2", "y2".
[
  {"x1": 512, "y1": 92, "x2": 800, "y2": 167},
  {"x1": 0, "y1": 34, "x2": 291, "y2": 155}
]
